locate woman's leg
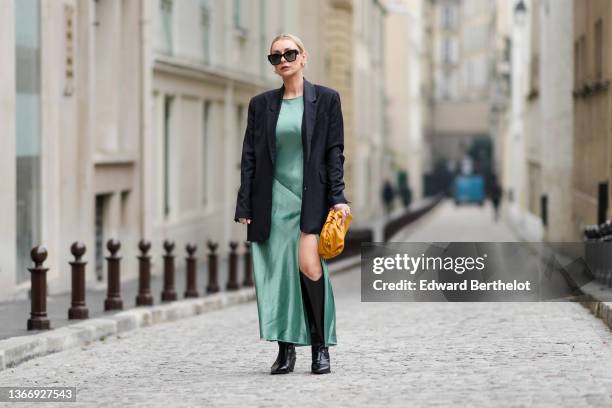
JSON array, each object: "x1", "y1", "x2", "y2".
[
  {"x1": 298, "y1": 232, "x2": 331, "y2": 374},
  {"x1": 298, "y1": 232, "x2": 322, "y2": 280}
]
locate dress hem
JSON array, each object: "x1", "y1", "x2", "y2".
[{"x1": 260, "y1": 337, "x2": 338, "y2": 347}]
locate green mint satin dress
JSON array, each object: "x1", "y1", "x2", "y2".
[{"x1": 250, "y1": 95, "x2": 337, "y2": 347}]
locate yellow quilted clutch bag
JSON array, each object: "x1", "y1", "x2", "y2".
[{"x1": 318, "y1": 208, "x2": 353, "y2": 260}]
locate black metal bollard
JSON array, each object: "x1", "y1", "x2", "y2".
[
  {"x1": 227, "y1": 241, "x2": 239, "y2": 290},
  {"x1": 161, "y1": 240, "x2": 177, "y2": 302},
  {"x1": 104, "y1": 239, "x2": 123, "y2": 311},
  {"x1": 27, "y1": 246, "x2": 51, "y2": 330},
  {"x1": 206, "y1": 240, "x2": 220, "y2": 294},
  {"x1": 136, "y1": 239, "x2": 154, "y2": 306},
  {"x1": 184, "y1": 243, "x2": 199, "y2": 298},
  {"x1": 68, "y1": 241, "x2": 89, "y2": 319},
  {"x1": 242, "y1": 241, "x2": 253, "y2": 287}
]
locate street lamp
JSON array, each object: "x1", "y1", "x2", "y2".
[{"x1": 514, "y1": 0, "x2": 527, "y2": 26}]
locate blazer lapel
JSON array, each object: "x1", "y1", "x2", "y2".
[
  {"x1": 302, "y1": 78, "x2": 317, "y2": 165},
  {"x1": 265, "y1": 77, "x2": 318, "y2": 166}
]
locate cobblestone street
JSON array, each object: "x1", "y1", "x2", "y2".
[{"x1": 1, "y1": 201, "x2": 612, "y2": 407}]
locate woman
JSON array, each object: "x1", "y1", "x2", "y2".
[{"x1": 234, "y1": 33, "x2": 351, "y2": 375}]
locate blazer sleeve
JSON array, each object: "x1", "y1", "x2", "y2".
[
  {"x1": 234, "y1": 98, "x2": 256, "y2": 222},
  {"x1": 325, "y1": 91, "x2": 351, "y2": 207}
]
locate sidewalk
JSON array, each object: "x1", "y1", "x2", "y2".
[
  {"x1": 350, "y1": 196, "x2": 442, "y2": 242},
  {"x1": 0, "y1": 257, "x2": 238, "y2": 340},
  {"x1": 505, "y1": 209, "x2": 612, "y2": 332}
]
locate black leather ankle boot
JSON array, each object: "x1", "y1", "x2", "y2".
[
  {"x1": 311, "y1": 343, "x2": 331, "y2": 374},
  {"x1": 270, "y1": 341, "x2": 296, "y2": 374},
  {"x1": 300, "y1": 272, "x2": 331, "y2": 374}
]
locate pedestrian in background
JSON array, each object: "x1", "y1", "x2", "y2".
[
  {"x1": 397, "y1": 170, "x2": 412, "y2": 209},
  {"x1": 382, "y1": 179, "x2": 395, "y2": 215},
  {"x1": 234, "y1": 33, "x2": 351, "y2": 375},
  {"x1": 489, "y1": 177, "x2": 502, "y2": 221}
]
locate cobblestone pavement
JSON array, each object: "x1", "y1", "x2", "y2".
[
  {"x1": 1, "y1": 201, "x2": 612, "y2": 407},
  {"x1": 395, "y1": 199, "x2": 518, "y2": 242}
]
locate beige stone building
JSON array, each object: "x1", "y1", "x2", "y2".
[
  {"x1": 430, "y1": 0, "x2": 495, "y2": 167},
  {"x1": 503, "y1": 0, "x2": 575, "y2": 242},
  {"x1": 505, "y1": 0, "x2": 532, "y2": 238},
  {"x1": 539, "y1": 0, "x2": 574, "y2": 241},
  {"x1": 350, "y1": 0, "x2": 388, "y2": 219},
  {"x1": 383, "y1": 0, "x2": 434, "y2": 202},
  {"x1": 0, "y1": 0, "x2": 388, "y2": 301},
  {"x1": 573, "y1": 0, "x2": 611, "y2": 234},
  {"x1": 150, "y1": 0, "x2": 386, "y2": 249},
  {"x1": 490, "y1": 0, "x2": 511, "y2": 182},
  {"x1": 1, "y1": 0, "x2": 147, "y2": 300},
  {"x1": 522, "y1": 0, "x2": 544, "y2": 240}
]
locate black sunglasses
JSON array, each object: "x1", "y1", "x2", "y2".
[{"x1": 267, "y1": 49, "x2": 300, "y2": 65}]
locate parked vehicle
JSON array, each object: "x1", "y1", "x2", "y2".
[{"x1": 453, "y1": 174, "x2": 485, "y2": 205}]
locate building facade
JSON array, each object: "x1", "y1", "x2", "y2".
[
  {"x1": 430, "y1": 0, "x2": 495, "y2": 169},
  {"x1": 1, "y1": 0, "x2": 147, "y2": 300},
  {"x1": 503, "y1": 0, "x2": 575, "y2": 242},
  {"x1": 539, "y1": 0, "x2": 574, "y2": 241},
  {"x1": 0, "y1": 0, "x2": 388, "y2": 301},
  {"x1": 573, "y1": 0, "x2": 611, "y2": 234},
  {"x1": 384, "y1": 0, "x2": 433, "y2": 203},
  {"x1": 351, "y1": 0, "x2": 388, "y2": 219}
]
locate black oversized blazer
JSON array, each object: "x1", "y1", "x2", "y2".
[{"x1": 233, "y1": 77, "x2": 350, "y2": 242}]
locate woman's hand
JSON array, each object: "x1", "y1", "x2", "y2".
[
  {"x1": 238, "y1": 218, "x2": 251, "y2": 225},
  {"x1": 331, "y1": 203, "x2": 351, "y2": 225}
]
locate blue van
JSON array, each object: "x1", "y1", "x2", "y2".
[{"x1": 453, "y1": 175, "x2": 485, "y2": 205}]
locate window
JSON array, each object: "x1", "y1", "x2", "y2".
[
  {"x1": 15, "y1": 0, "x2": 42, "y2": 284},
  {"x1": 202, "y1": 101, "x2": 211, "y2": 207},
  {"x1": 441, "y1": 6, "x2": 454, "y2": 30},
  {"x1": 443, "y1": 39, "x2": 451, "y2": 64},
  {"x1": 200, "y1": 0, "x2": 211, "y2": 63},
  {"x1": 449, "y1": 71, "x2": 459, "y2": 99},
  {"x1": 160, "y1": 0, "x2": 173, "y2": 54},
  {"x1": 595, "y1": 19, "x2": 604, "y2": 82},
  {"x1": 236, "y1": 104, "x2": 244, "y2": 173},
  {"x1": 233, "y1": 0, "x2": 243, "y2": 29},
  {"x1": 464, "y1": 60, "x2": 474, "y2": 90},
  {"x1": 95, "y1": 195, "x2": 105, "y2": 281},
  {"x1": 580, "y1": 35, "x2": 587, "y2": 82},
  {"x1": 529, "y1": 54, "x2": 539, "y2": 95},
  {"x1": 574, "y1": 35, "x2": 587, "y2": 88},
  {"x1": 527, "y1": 162, "x2": 542, "y2": 216},
  {"x1": 504, "y1": 37, "x2": 511, "y2": 64},
  {"x1": 574, "y1": 39, "x2": 580, "y2": 87},
  {"x1": 163, "y1": 95, "x2": 174, "y2": 217}
]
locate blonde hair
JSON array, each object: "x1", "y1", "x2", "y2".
[{"x1": 269, "y1": 33, "x2": 307, "y2": 56}]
